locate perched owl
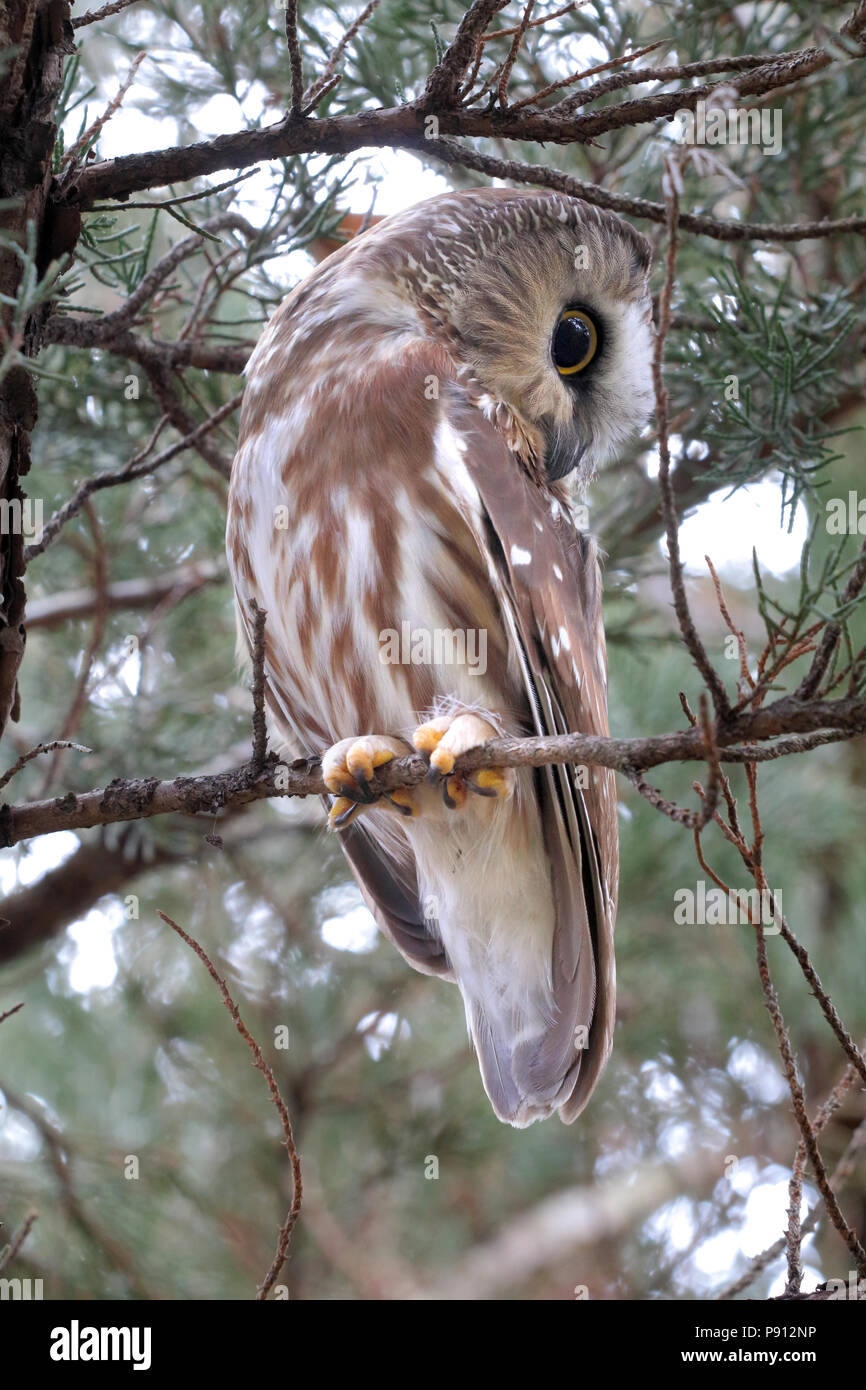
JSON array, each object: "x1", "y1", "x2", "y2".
[{"x1": 227, "y1": 188, "x2": 653, "y2": 1126}]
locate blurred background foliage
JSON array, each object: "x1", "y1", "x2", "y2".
[{"x1": 1, "y1": 0, "x2": 865, "y2": 1299}]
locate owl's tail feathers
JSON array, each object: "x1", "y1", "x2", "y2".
[{"x1": 466, "y1": 993, "x2": 589, "y2": 1129}]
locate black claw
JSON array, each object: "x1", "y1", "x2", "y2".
[
  {"x1": 466, "y1": 777, "x2": 498, "y2": 798},
  {"x1": 353, "y1": 771, "x2": 374, "y2": 801},
  {"x1": 427, "y1": 763, "x2": 442, "y2": 786},
  {"x1": 331, "y1": 803, "x2": 358, "y2": 830},
  {"x1": 337, "y1": 780, "x2": 375, "y2": 805},
  {"x1": 384, "y1": 794, "x2": 413, "y2": 817},
  {"x1": 442, "y1": 776, "x2": 458, "y2": 810}
]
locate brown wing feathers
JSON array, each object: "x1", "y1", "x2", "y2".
[{"x1": 444, "y1": 388, "x2": 618, "y2": 1119}]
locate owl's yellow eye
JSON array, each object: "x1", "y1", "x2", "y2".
[{"x1": 552, "y1": 308, "x2": 599, "y2": 376}]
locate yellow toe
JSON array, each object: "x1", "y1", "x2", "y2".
[
  {"x1": 474, "y1": 768, "x2": 512, "y2": 797},
  {"x1": 346, "y1": 744, "x2": 375, "y2": 784},
  {"x1": 429, "y1": 745, "x2": 456, "y2": 776},
  {"x1": 412, "y1": 717, "x2": 450, "y2": 754},
  {"x1": 442, "y1": 774, "x2": 467, "y2": 810}
]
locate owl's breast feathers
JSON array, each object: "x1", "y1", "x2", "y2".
[{"x1": 227, "y1": 322, "x2": 520, "y2": 749}]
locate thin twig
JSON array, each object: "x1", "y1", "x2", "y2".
[
  {"x1": 157, "y1": 912, "x2": 302, "y2": 1298},
  {"x1": 510, "y1": 38, "x2": 664, "y2": 111},
  {"x1": 784, "y1": 1061, "x2": 860, "y2": 1296},
  {"x1": 285, "y1": 1, "x2": 305, "y2": 115},
  {"x1": 62, "y1": 53, "x2": 147, "y2": 169},
  {"x1": 60, "y1": 214, "x2": 256, "y2": 345},
  {"x1": 24, "y1": 392, "x2": 243, "y2": 563},
  {"x1": 72, "y1": 0, "x2": 144, "y2": 28},
  {"x1": 303, "y1": 0, "x2": 382, "y2": 107},
  {"x1": 652, "y1": 167, "x2": 731, "y2": 716},
  {"x1": 301, "y1": 73, "x2": 343, "y2": 115},
  {"x1": 89, "y1": 169, "x2": 260, "y2": 212},
  {"x1": 626, "y1": 770, "x2": 699, "y2": 826},
  {"x1": 716, "y1": 1061, "x2": 864, "y2": 1298},
  {"x1": 418, "y1": 139, "x2": 866, "y2": 244},
  {"x1": 766, "y1": 888, "x2": 866, "y2": 1091},
  {"x1": 0, "y1": 1085, "x2": 154, "y2": 1295},
  {"x1": 424, "y1": 0, "x2": 510, "y2": 106},
  {"x1": 38, "y1": 502, "x2": 107, "y2": 795},
  {"x1": 497, "y1": 0, "x2": 536, "y2": 108},
  {"x1": 552, "y1": 50, "x2": 795, "y2": 115},
  {"x1": 249, "y1": 600, "x2": 268, "y2": 773},
  {"x1": 0, "y1": 1209, "x2": 38, "y2": 1273},
  {"x1": 0, "y1": 740, "x2": 91, "y2": 791},
  {"x1": 753, "y1": 912, "x2": 866, "y2": 1277},
  {"x1": 484, "y1": 1, "x2": 579, "y2": 40},
  {"x1": 796, "y1": 536, "x2": 866, "y2": 701}
]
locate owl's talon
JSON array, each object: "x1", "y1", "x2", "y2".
[
  {"x1": 442, "y1": 774, "x2": 467, "y2": 811},
  {"x1": 351, "y1": 774, "x2": 375, "y2": 801},
  {"x1": 466, "y1": 776, "x2": 497, "y2": 798},
  {"x1": 468, "y1": 768, "x2": 514, "y2": 799},
  {"x1": 329, "y1": 796, "x2": 363, "y2": 830},
  {"x1": 334, "y1": 779, "x2": 375, "y2": 804},
  {"x1": 429, "y1": 746, "x2": 456, "y2": 778},
  {"x1": 384, "y1": 789, "x2": 415, "y2": 817},
  {"x1": 412, "y1": 716, "x2": 453, "y2": 756},
  {"x1": 322, "y1": 734, "x2": 415, "y2": 826},
  {"x1": 346, "y1": 738, "x2": 386, "y2": 792},
  {"x1": 413, "y1": 713, "x2": 513, "y2": 808}
]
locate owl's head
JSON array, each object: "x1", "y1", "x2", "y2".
[{"x1": 371, "y1": 187, "x2": 654, "y2": 482}]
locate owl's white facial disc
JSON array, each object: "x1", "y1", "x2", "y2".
[{"x1": 447, "y1": 192, "x2": 654, "y2": 480}]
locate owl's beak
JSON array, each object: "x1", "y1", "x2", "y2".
[{"x1": 542, "y1": 420, "x2": 588, "y2": 483}]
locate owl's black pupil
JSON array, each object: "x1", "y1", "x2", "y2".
[{"x1": 553, "y1": 315, "x2": 591, "y2": 370}]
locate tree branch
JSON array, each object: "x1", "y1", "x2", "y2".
[
  {"x1": 26, "y1": 560, "x2": 222, "y2": 628},
  {"x1": 652, "y1": 168, "x2": 731, "y2": 717},
  {"x1": 2, "y1": 695, "x2": 865, "y2": 849},
  {"x1": 71, "y1": 0, "x2": 144, "y2": 28},
  {"x1": 424, "y1": 0, "x2": 510, "y2": 106},
  {"x1": 0, "y1": 827, "x2": 182, "y2": 962},
  {"x1": 42, "y1": 316, "x2": 254, "y2": 373},
  {"x1": 25, "y1": 393, "x2": 242, "y2": 563},
  {"x1": 54, "y1": 23, "x2": 860, "y2": 220},
  {"x1": 157, "y1": 910, "x2": 302, "y2": 1297},
  {"x1": 420, "y1": 139, "x2": 866, "y2": 243}
]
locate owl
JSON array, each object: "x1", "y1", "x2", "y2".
[{"x1": 227, "y1": 188, "x2": 653, "y2": 1127}]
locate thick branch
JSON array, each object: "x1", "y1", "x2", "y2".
[
  {"x1": 55, "y1": 36, "x2": 851, "y2": 213},
  {"x1": 0, "y1": 0, "x2": 76, "y2": 739}
]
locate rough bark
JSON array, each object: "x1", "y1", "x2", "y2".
[
  {"x1": 0, "y1": 0, "x2": 76, "y2": 738},
  {"x1": 1, "y1": 693, "x2": 864, "y2": 848}
]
